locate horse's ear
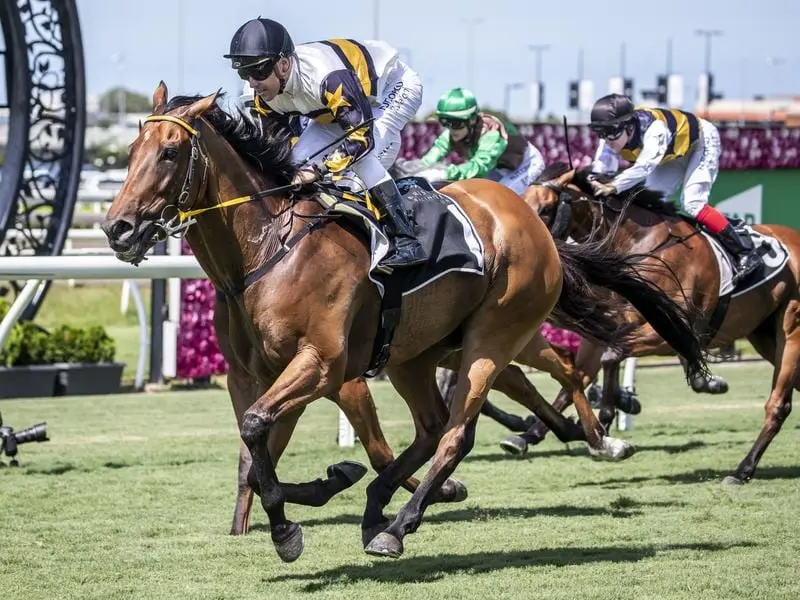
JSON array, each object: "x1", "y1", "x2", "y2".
[
  {"x1": 184, "y1": 88, "x2": 222, "y2": 121},
  {"x1": 153, "y1": 80, "x2": 168, "y2": 114}
]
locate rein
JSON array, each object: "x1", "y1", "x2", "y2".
[
  {"x1": 142, "y1": 114, "x2": 298, "y2": 239},
  {"x1": 140, "y1": 113, "x2": 338, "y2": 295}
]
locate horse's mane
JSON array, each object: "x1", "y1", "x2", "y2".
[
  {"x1": 536, "y1": 161, "x2": 572, "y2": 183},
  {"x1": 163, "y1": 94, "x2": 296, "y2": 185}
]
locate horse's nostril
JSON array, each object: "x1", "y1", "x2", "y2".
[{"x1": 103, "y1": 218, "x2": 134, "y2": 242}]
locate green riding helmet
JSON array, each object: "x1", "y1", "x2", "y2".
[{"x1": 436, "y1": 88, "x2": 479, "y2": 121}]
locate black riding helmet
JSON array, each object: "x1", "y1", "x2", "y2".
[
  {"x1": 589, "y1": 93, "x2": 636, "y2": 137},
  {"x1": 224, "y1": 18, "x2": 294, "y2": 68}
]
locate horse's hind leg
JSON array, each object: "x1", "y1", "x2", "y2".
[
  {"x1": 361, "y1": 347, "x2": 452, "y2": 549},
  {"x1": 338, "y1": 376, "x2": 466, "y2": 505},
  {"x1": 365, "y1": 297, "x2": 545, "y2": 558},
  {"x1": 725, "y1": 306, "x2": 799, "y2": 484}
]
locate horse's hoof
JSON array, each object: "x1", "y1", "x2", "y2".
[
  {"x1": 522, "y1": 415, "x2": 539, "y2": 430},
  {"x1": 721, "y1": 475, "x2": 745, "y2": 486},
  {"x1": 588, "y1": 436, "x2": 636, "y2": 461},
  {"x1": 327, "y1": 460, "x2": 368, "y2": 487},
  {"x1": 272, "y1": 523, "x2": 304, "y2": 563},
  {"x1": 440, "y1": 477, "x2": 468, "y2": 503},
  {"x1": 617, "y1": 389, "x2": 642, "y2": 415},
  {"x1": 499, "y1": 435, "x2": 528, "y2": 456},
  {"x1": 692, "y1": 375, "x2": 729, "y2": 395},
  {"x1": 364, "y1": 532, "x2": 404, "y2": 558},
  {"x1": 361, "y1": 520, "x2": 391, "y2": 547},
  {"x1": 706, "y1": 376, "x2": 729, "y2": 394}
]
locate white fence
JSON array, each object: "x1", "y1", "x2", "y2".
[{"x1": 0, "y1": 254, "x2": 358, "y2": 445}]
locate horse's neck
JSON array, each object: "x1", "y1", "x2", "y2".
[
  {"x1": 576, "y1": 205, "x2": 671, "y2": 252},
  {"x1": 185, "y1": 144, "x2": 291, "y2": 294},
  {"x1": 589, "y1": 205, "x2": 675, "y2": 253}
]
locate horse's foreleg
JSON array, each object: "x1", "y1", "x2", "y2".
[
  {"x1": 241, "y1": 346, "x2": 344, "y2": 563},
  {"x1": 505, "y1": 333, "x2": 633, "y2": 460},
  {"x1": 226, "y1": 367, "x2": 262, "y2": 536},
  {"x1": 598, "y1": 347, "x2": 624, "y2": 432},
  {"x1": 437, "y1": 364, "x2": 535, "y2": 432}
]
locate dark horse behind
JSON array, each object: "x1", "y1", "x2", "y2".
[{"x1": 521, "y1": 163, "x2": 800, "y2": 486}]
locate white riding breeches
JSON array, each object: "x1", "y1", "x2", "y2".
[
  {"x1": 290, "y1": 61, "x2": 423, "y2": 189},
  {"x1": 486, "y1": 143, "x2": 546, "y2": 195},
  {"x1": 644, "y1": 118, "x2": 721, "y2": 217}
]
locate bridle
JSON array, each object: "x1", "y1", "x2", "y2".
[
  {"x1": 533, "y1": 178, "x2": 608, "y2": 241},
  {"x1": 140, "y1": 113, "x2": 295, "y2": 239}
]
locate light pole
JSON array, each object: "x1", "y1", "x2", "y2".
[
  {"x1": 177, "y1": 0, "x2": 185, "y2": 92},
  {"x1": 528, "y1": 44, "x2": 549, "y2": 120},
  {"x1": 461, "y1": 17, "x2": 484, "y2": 91},
  {"x1": 694, "y1": 29, "x2": 723, "y2": 75},
  {"x1": 110, "y1": 53, "x2": 125, "y2": 127}
]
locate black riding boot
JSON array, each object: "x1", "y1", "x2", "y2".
[
  {"x1": 716, "y1": 224, "x2": 763, "y2": 282},
  {"x1": 369, "y1": 179, "x2": 428, "y2": 268}
]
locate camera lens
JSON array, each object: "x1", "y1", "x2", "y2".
[{"x1": 13, "y1": 423, "x2": 48, "y2": 444}]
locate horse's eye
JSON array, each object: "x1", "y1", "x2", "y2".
[{"x1": 161, "y1": 147, "x2": 179, "y2": 162}]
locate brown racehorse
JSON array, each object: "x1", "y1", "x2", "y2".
[
  {"x1": 103, "y1": 83, "x2": 707, "y2": 561},
  {"x1": 523, "y1": 163, "x2": 800, "y2": 486}
]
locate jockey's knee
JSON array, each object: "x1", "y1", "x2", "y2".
[
  {"x1": 352, "y1": 155, "x2": 390, "y2": 189},
  {"x1": 681, "y1": 182, "x2": 712, "y2": 217}
]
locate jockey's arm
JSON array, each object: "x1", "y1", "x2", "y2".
[
  {"x1": 591, "y1": 140, "x2": 619, "y2": 174},
  {"x1": 317, "y1": 70, "x2": 375, "y2": 175},
  {"x1": 420, "y1": 131, "x2": 451, "y2": 166},
  {"x1": 444, "y1": 130, "x2": 508, "y2": 180},
  {"x1": 611, "y1": 120, "x2": 670, "y2": 192}
]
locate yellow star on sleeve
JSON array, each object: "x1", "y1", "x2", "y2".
[
  {"x1": 348, "y1": 125, "x2": 369, "y2": 146},
  {"x1": 324, "y1": 83, "x2": 351, "y2": 116}
]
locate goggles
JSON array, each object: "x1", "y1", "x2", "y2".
[
  {"x1": 236, "y1": 57, "x2": 276, "y2": 81},
  {"x1": 438, "y1": 116, "x2": 470, "y2": 129}
]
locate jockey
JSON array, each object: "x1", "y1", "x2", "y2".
[
  {"x1": 419, "y1": 88, "x2": 545, "y2": 195},
  {"x1": 225, "y1": 17, "x2": 427, "y2": 268},
  {"x1": 588, "y1": 93, "x2": 762, "y2": 281}
]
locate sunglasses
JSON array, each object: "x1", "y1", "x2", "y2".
[
  {"x1": 439, "y1": 117, "x2": 469, "y2": 130},
  {"x1": 590, "y1": 124, "x2": 627, "y2": 141},
  {"x1": 236, "y1": 58, "x2": 276, "y2": 82}
]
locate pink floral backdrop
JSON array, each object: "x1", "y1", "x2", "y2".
[{"x1": 175, "y1": 122, "x2": 798, "y2": 379}]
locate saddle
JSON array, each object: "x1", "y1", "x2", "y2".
[{"x1": 314, "y1": 175, "x2": 484, "y2": 376}]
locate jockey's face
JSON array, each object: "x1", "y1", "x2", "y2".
[
  {"x1": 599, "y1": 121, "x2": 633, "y2": 153},
  {"x1": 248, "y1": 56, "x2": 291, "y2": 101},
  {"x1": 449, "y1": 122, "x2": 470, "y2": 142},
  {"x1": 440, "y1": 115, "x2": 474, "y2": 142}
]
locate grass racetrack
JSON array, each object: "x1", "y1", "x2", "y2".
[{"x1": 1, "y1": 361, "x2": 798, "y2": 599}]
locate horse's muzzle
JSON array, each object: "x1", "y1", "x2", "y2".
[{"x1": 102, "y1": 217, "x2": 157, "y2": 265}]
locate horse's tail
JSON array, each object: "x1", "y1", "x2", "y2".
[{"x1": 551, "y1": 237, "x2": 710, "y2": 384}]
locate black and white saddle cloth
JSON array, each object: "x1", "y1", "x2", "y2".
[{"x1": 317, "y1": 175, "x2": 484, "y2": 375}]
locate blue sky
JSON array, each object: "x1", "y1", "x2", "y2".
[{"x1": 74, "y1": 0, "x2": 797, "y2": 119}]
